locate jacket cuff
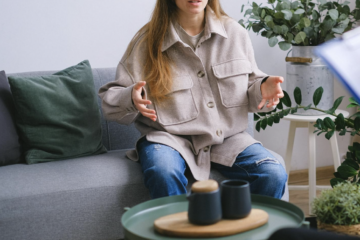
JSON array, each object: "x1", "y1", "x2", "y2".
[{"x1": 121, "y1": 84, "x2": 139, "y2": 113}]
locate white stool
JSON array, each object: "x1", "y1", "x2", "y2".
[{"x1": 283, "y1": 109, "x2": 349, "y2": 215}]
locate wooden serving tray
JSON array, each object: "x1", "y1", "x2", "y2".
[{"x1": 154, "y1": 209, "x2": 269, "y2": 238}]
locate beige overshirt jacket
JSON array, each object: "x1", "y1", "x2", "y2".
[{"x1": 99, "y1": 7, "x2": 275, "y2": 180}]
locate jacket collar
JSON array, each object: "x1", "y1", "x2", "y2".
[{"x1": 161, "y1": 6, "x2": 228, "y2": 52}]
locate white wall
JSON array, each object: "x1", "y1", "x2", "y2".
[{"x1": 1, "y1": 0, "x2": 355, "y2": 170}]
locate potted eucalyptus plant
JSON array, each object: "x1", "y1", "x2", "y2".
[{"x1": 240, "y1": 0, "x2": 360, "y2": 115}]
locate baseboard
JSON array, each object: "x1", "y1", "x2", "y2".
[{"x1": 288, "y1": 166, "x2": 335, "y2": 184}]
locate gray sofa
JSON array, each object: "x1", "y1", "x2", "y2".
[{"x1": 0, "y1": 68, "x2": 288, "y2": 240}]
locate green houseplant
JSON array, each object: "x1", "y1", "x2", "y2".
[
  {"x1": 254, "y1": 87, "x2": 360, "y2": 186},
  {"x1": 255, "y1": 88, "x2": 360, "y2": 234},
  {"x1": 312, "y1": 181, "x2": 360, "y2": 235},
  {"x1": 240, "y1": 0, "x2": 360, "y2": 116},
  {"x1": 240, "y1": 0, "x2": 360, "y2": 51}
]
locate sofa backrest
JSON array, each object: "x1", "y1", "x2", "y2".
[{"x1": 7, "y1": 68, "x2": 254, "y2": 151}]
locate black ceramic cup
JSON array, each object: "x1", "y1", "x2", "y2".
[
  {"x1": 221, "y1": 179, "x2": 251, "y2": 219},
  {"x1": 187, "y1": 187, "x2": 222, "y2": 225}
]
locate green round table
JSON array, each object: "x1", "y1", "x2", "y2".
[{"x1": 122, "y1": 194, "x2": 307, "y2": 240}]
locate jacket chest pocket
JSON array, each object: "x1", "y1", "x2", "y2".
[
  {"x1": 212, "y1": 59, "x2": 252, "y2": 108},
  {"x1": 155, "y1": 75, "x2": 198, "y2": 126}
]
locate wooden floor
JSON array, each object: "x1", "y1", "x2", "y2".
[{"x1": 288, "y1": 166, "x2": 334, "y2": 217}]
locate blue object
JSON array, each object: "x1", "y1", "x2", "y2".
[{"x1": 314, "y1": 27, "x2": 360, "y2": 104}]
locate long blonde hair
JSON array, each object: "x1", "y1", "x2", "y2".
[{"x1": 127, "y1": 0, "x2": 227, "y2": 102}]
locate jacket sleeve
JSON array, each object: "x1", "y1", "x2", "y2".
[
  {"x1": 245, "y1": 31, "x2": 275, "y2": 113},
  {"x1": 98, "y1": 61, "x2": 140, "y2": 125}
]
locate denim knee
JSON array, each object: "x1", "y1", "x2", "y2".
[{"x1": 255, "y1": 158, "x2": 288, "y2": 198}]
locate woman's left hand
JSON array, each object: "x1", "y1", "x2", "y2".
[{"x1": 258, "y1": 76, "x2": 285, "y2": 110}]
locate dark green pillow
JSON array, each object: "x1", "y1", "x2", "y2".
[{"x1": 8, "y1": 60, "x2": 107, "y2": 164}]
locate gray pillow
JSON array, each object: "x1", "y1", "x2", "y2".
[{"x1": 0, "y1": 70, "x2": 21, "y2": 166}]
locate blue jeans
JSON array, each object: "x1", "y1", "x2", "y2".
[{"x1": 138, "y1": 139, "x2": 287, "y2": 199}]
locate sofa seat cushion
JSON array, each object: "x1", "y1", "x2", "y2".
[{"x1": 0, "y1": 149, "x2": 150, "y2": 240}]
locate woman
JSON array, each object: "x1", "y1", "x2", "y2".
[{"x1": 99, "y1": 0, "x2": 287, "y2": 199}]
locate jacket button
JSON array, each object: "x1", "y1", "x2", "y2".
[
  {"x1": 197, "y1": 71, "x2": 205, "y2": 78},
  {"x1": 203, "y1": 146, "x2": 209, "y2": 152},
  {"x1": 216, "y1": 130, "x2": 222, "y2": 136},
  {"x1": 207, "y1": 102, "x2": 214, "y2": 108}
]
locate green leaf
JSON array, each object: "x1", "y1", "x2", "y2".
[
  {"x1": 238, "y1": 19, "x2": 245, "y2": 28},
  {"x1": 332, "y1": 96, "x2": 344, "y2": 111},
  {"x1": 304, "y1": 27, "x2": 314, "y2": 38},
  {"x1": 294, "y1": 87, "x2": 302, "y2": 105},
  {"x1": 343, "y1": 159, "x2": 360, "y2": 170},
  {"x1": 356, "y1": 150, "x2": 360, "y2": 160},
  {"x1": 244, "y1": 8, "x2": 253, "y2": 16},
  {"x1": 261, "y1": 118, "x2": 267, "y2": 130},
  {"x1": 268, "y1": 37, "x2": 278, "y2": 47},
  {"x1": 322, "y1": 19, "x2": 336, "y2": 31},
  {"x1": 312, "y1": 10, "x2": 319, "y2": 21},
  {"x1": 273, "y1": 25, "x2": 282, "y2": 34},
  {"x1": 279, "y1": 41, "x2": 291, "y2": 50},
  {"x1": 241, "y1": 4, "x2": 245, "y2": 13},
  {"x1": 325, "y1": 130, "x2": 335, "y2": 140},
  {"x1": 284, "y1": 108, "x2": 291, "y2": 116},
  {"x1": 295, "y1": 31, "x2": 307, "y2": 44},
  {"x1": 339, "y1": 14, "x2": 348, "y2": 21},
  {"x1": 274, "y1": 12, "x2": 285, "y2": 19},
  {"x1": 339, "y1": 129, "x2": 346, "y2": 136},
  {"x1": 301, "y1": 18, "x2": 311, "y2": 27},
  {"x1": 324, "y1": 117, "x2": 335, "y2": 130},
  {"x1": 254, "y1": 113, "x2": 261, "y2": 121},
  {"x1": 281, "y1": 90, "x2": 292, "y2": 107},
  {"x1": 355, "y1": 142, "x2": 360, "y2": 151},
  {"x1": 338, "y1": 165, "x2": 358, "y2": 178},
  {"x1": 280, "y1": 25, "x2": 289, "y2": 35},
  {"x1": 267, "y1": 21, "x2": 275, "y2": 29},
  {"x1": 330, "y1": 178, "x2": 345, "y2": 188},
  {"x1": 349, "y1": 97, "x2": 360, "y2": 106},
  {"x1": 268, "y1": 0, "x2": 276, "y2": 3},
  {"x1": 286, "y1": 33, "x2": 294, "y2": 43},
  {"x1": 264, "y1": 15, "x2": 273, "y2": 23},
  {"x1": 332, "y1": 27, "x2": 346, "y2": 34},
  {"x1": 346, "y1": 103, "x2": 358, "y2": 108},
  {"x1": 277, "y1": 99, "x2": 283, "y2": 110},
  {"x1": 333, "y1": 172, "x2": 342, "y2": 178},
  {"x1": 315, "y1": 119, "x2": 323, "y2": 130},
  {"x1": 355, "y1": 117, "x2": 360, "y2": 131},
  {"x1": 304, "y1": 104, "x2": 312, "y2": 110},
  {"x1": 268, "y1": 116, "x2": 274, "y2": 126},
  {"x1": 319, "y1": 0, "x2": 327, "y2": 4},
  {"x1": 294, "y1": 9, "x2": 305, "y2": 15},
  {"x1": 357, "y1": 0, "x2": 360, "y2": 8},
  {"x1": 256, "y1": 120, "x2": 261, "y2": 132},
  {"x1": 329, "y1": 9, "x2": 339, "y2": 20},
  {"x1": 313, "y1": 87, "x2": 323, "y2": 107},
  {"x1": 279, "y1": 111, "x2": 284, "y2": 118},
  {"x1": 252, "y1": 23, "x2": 263, "y2": 33},
  {"x1": 261, "y1": 9, "x2": 266, "y2": 18},
  {"x1": 335, "y1": 113, "x2": 345, "y2": 130},
  {"x1": 274, "y1": 113, "x2": 280, "y2": 123},
  {"x1": 281, "y1": 10, "x2": 293, "y2": 20},
  {"x1": 291, "y1": 105, "x2": 298, "y2": 114}
]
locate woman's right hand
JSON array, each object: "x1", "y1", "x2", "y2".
[{"x1": 132, "y1": 81, "x2": 157, "y2": 121}]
